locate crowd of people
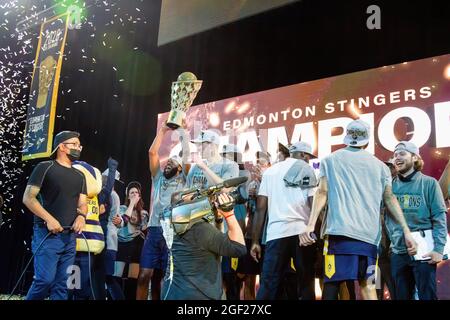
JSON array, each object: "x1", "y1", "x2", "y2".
[{"x1": 21, "y1": 118, "x2": 450, "y2": 300}]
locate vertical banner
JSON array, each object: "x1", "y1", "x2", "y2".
[{"x1": 22, "y1": 13, "x2": 70, "y2": 161}]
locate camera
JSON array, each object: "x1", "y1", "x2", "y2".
[{"x1": 167, "y1": 177, "x2": 248, "y2": 235}]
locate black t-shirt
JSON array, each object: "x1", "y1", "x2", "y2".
[
  {"x1": 27, "y1": 160, "x2": 87, "y2": 227},
  {"x1": 163, "y1": 220, "x2": 247, "y2": 300}
]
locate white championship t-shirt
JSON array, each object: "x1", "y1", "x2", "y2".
[{"x1": 258, "y1": 157, "x2": 315, "y2": 242}]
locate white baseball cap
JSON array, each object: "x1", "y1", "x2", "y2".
[
  {"x1": 191, "y1": 129, "x2": 221, "y2": 145},
  {"x1": 102, "y1": 168, "x2": 123, "y2": 183},
  {"x1": 395, "y1": 141, "x2": 420, "y2": 156},
  {"x1": 168, "y1": 154, "x2": 182, "y2": 166},
  {"x1": 343, "y1": 119, "x2": 370, "y2": 147},
  {"x1": 289, "y1": 141, "x2": 317, "y2": 159}
]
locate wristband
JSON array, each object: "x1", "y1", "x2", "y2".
[
  {"x1": 223, "y1": 212, "x2": 234, "y2": 219},
  {"x1": 77, "y1": 213, "x2": 87, "y2": 220}
]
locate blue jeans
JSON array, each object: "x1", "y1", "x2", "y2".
[
  {"x1": 257, "y1": 235, "x2": 316, "y2": 300},
  {"x1": 26, "y1": 226, "x2": 76, "y2": 300},
  {"x1": 68, "y1": 252, "x2": 93, "y2": 300},
  {"x1": 390, "y1": 253, "x2": 437, "y2": 300}
]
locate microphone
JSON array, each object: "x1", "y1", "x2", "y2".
[
  {"x1": 205, "y1": 176, "x2": 248, "y2": 194},
  {"x1": 177, "y1": 176, "x2": 249, "y2": 203},
  {"x1": 223, "y1": 176, "x2": 248, "y2": 188}
]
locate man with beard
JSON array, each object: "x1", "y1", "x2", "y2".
[
  {"x1": 386, "y1": 141, "x2": 448, "y2": 300},
  {"x1": 136, "y1": 126, "x2": 189, "y2": 300},
  {"x1": 23, "y1": 131, "x2": 87, "y2": 300},
  {"x1": 299, "y1": 120, "x2": 417, "y2": 300}
]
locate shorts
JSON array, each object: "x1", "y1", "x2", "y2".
[
  {"x1": 140, "y1": 226, "x2": 168, "y2": 271},
  {"x1": 236, "y1": 239, "x2": 265, "y2": 275},
  {"x1": 116, "y1": 236, "x2": 144, "y2": 264},
  {"x1": 323, "y1": 235, "x2": 378, "y2": 283},
  {"x1": 222, "y1": 256, "x2": 239, "y2": 274}
]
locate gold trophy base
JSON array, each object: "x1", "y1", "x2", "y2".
[{"x1": 167, "y1": 109, "x2": 185, "y2": 129}]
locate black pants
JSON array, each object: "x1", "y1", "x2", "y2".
[
  {"x1": 257, "y1": 235, "x2": 316, "y2": 300},
  {"x1": 391, "y1": 253, "x2": 437, "y2": 300}
]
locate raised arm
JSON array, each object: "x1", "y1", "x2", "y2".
[{"x1": 149, "y1": 126, "x2": 170, "y2": 177}]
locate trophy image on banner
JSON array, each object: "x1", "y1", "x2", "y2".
[
  {"x1": 37, "y1": 55, "x2": 57, "y2": 108},
  {"x1": 167, "y1": 72, "x2": 203, "y2": 129}
]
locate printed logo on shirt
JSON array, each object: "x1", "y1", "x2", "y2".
[
  {"x1": 191, "y1": 172, "x2": 208, "y2": 189},
  {"x1": 396, "y1": 194, "x2": 422, "y2": 210},
  {"x1": 302, "y1": 176, "x2": 310, "y2": 186}
]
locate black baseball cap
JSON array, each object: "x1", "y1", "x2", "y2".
[
  {"x1": 278, "y1": 143, "x2": 290, "y2": 157},
  {"x1": 256, "y1": 151, "x2": 271, "y2": 162},
  {"x1": 51, "y1": 131, "x2": 80, "y2": 155}
]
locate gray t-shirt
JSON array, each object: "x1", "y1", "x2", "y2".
[
  {"x1": 150, "y1": 170, "x2": 186, "y2": 227},
  {"x1": 186, "y1": 158, "x2": 239, "y2": 189},
  {"x1": 320, "y1": 147, "x2": 392, "y2": 246},
  {"x1": 162, "y1": 220, "x2": 246, "y2": 300}
]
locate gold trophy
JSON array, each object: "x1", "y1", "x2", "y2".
[
  {"x1": 167, "y1": 72, "x2": 203, "y2": 129},
  {"x1": 36, "y1": 55, "x2": 57, "y2": 108}
]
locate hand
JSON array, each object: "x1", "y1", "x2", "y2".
[
  {"x1": 404, "y1": 231, "x2": 418, "y2": 256},
  {"x1": 253, "y1": 166, "x2": 262, "y2": 180},
  {"x1": 72, "y1": 215, "x2": 86, "y2": 234},
  {"x1": 250, "y1": 243, "x2": 262, "y2": 263},
  {"x1": 107, "y1": 157, "x2": 118, "y2": 170},
  {"x1": 46, "y1": 217, "x2": 63, "y2": 234},
  {"x1": 423, "y1": 251, "x2": 443, "y2": 264},
  {"x1": 160, "y1": 126, "x2": 171, "y2": 134},
  {"x1": 191, "y1": 153, "x2": 206, "y2": 169},
  {"x1": 130, "y1": 194, "x2": 141, "y2": 205},
  {"x1": 299, "y1": 225, "x2": 316, "y2": 246},
  {"x1": 215, "y1": 193, "x2": 235, "y2": 216},
  {"x1": 112, "y1": 214, "x2": 122, "y2": 227}
]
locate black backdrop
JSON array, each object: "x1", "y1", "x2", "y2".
[{"x1": 0, "y1": 0, "x2": 449, "y2": 294}]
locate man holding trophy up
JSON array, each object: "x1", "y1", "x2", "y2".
[{"x1": 137, "y1": 72, "x2": 201, "y2": 300}]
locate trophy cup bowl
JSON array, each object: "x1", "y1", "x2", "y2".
[
  {"x1": 37, "y1": 55, "x2": 57, "y2": 109},
  {"x1": 167, "y1": 72, "x2": 203, "y2": 129}
]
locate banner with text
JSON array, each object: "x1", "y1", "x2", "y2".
[{"x1": 22, "y1": 13, "x2": 69, "y2": 161}]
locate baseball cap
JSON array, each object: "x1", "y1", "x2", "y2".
[
  {"x1": 289, "y1": 141, "x2": 317, "y2": 159},
  {"x1": 102, "y1": 168, "x2": 123, "y2": 183},
  {"x1": 256, "y1": 151, "x2": 271, "y2": 161},
  {"x1": 51, "y1": 131, "x2": 80, "y2": 155},
  {"x1": 126, "y1": 181, "x2": 142, "y2": 195},
  {"x1": 394, "y1": 141, "x2": 420, "y2": 156},
  {"x1": 220, "y1": 144, "x2": 241, "y2": 154},
  {"x1": 191, "y1": 129, "x2": 221, "y2": 145},
  {"x1": 278, "y1": 142, "x2": 290, "y2": 156},
  {"x1": 168, "y1": 154, "x2": 182, "y2": 166},
  {"x1": 343, "y1": 120, "x2": 370, "y2": 147}
]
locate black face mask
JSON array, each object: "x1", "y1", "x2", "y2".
[{"x1": 67, "y1": 149, "x2": 81, "y2": 161}]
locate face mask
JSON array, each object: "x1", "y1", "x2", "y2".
[{"x1": 67, "y1": 149, "x2": 81, "y2": 161}]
